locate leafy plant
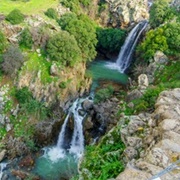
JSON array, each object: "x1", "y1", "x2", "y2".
[
  {"x1": 47, "y1": 31, "x2": 81, "y2": 67},
  {"x1": 6, "y1": 9, "x2": 24, "y2": 24},
  {"x1": 58, "y1": 13, "x2": 97, "y2": 61},
  {"x1": 80, "y1": 125, "x2": 125, "y2": 179},
  {"x1": 15, "y1": 87, "x2": 49, "y2": 120},
  {"x1": 19, "y1": 28, "x2": 33, "y2": 49},
  {"x1": 96, "y1": 27, "x2": 126, "y2": 54},
  {"x1": 94, "y1": 86, "x2": 114, "y2": 103},
  {"x1": 0, "y1": 31, "x2": 7, "y2": 53},
  {"x1": 44, "y1": 8, "x2": 58, "y2": 20}
]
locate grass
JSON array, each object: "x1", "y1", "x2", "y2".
[{"x1": 0, "y1": 0, "x2": 59, "y2": 15}]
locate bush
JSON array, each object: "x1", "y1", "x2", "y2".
[
  {"x1": 19, "y1": 28, "x2": 33, "y2": 49},
  {"x1": 0, "y1": 31, "x2": 7, "y2": 53},
  {"x1": 15, "y1": 87, "x2": 49, "y2": 120},
  {"x1": 137, "y1": 28, "x2": 168, "y2": 60},
  {"x1": 46, "y1": 31, "x2": 81, "y2": 67},
  {"x1": 1, "y1": 45, "x2": 24, "y2": 76},
  {"x1": 6, "y1": 9, "x2": 24, "y2": 25},
  {"x1": 59, "y1": 13, "x2": 97, "y2": 61},
  {"x1": 149, "y1": 0, "x2": 175, "y2": 28},
  {"x1": 96, "y1": 27, "x2": 126, "y2": 53},
  {"x1": 94, "y1": 86, "x2": 114, "y2": 103},
  {"x1": 80, "y1": 125, "x2": 125, "y2": 179},
  {"x1": 44, "y1": 8, "x2": 58, "y2": 20}
]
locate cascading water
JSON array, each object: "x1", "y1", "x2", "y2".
[
  {"x1": 0, "y1": 162, "x2": 6, "y2": 179},
  {"x1": 106, "y1": 20, "x2": 148, "y2": 73},
  {"x1": 34, "y1": 97, "x2": 90, "y2": 179},
  {"x1": 116, "y1": 20, "x2": 148, "y2": 73}
]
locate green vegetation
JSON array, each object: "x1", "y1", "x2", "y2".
[
  {"x1": 138, "y1": 0, "x2": 180, "y2": 61},
  {"x1": 47, "y1": 31, "x2": 81, "y2": 67},
  {"x1": 0, "y1": 0, "x2": 59, "y2": 15},
  {"x1": 20, "y1": 52, "x2": 56, "y2": 84},
  {"x1": 44, "y1": 8, "x2": 58, "y2": 20},
  {"x1": 19, "y1": 28, "x2": 33, "y2": 49},
  {"x1": 15, "y1": 87, "x2": 49, "y2": 120},
  {"x1": 149, "y1": 0, "x2": 176, "y2": 28},
  {"x1": 80, "y1": 125, "x2": 125, "y2": 179},
  {"x1": 58, "y1": 13, "x2": 97, "y2": 61},
  {"x1": 0, "y1": 31, "x2": 7, "y2": 53},
  {"x1": 6, "y1": 9, "x2": 24, "y2": 24},
  {"x1": 94, "y1": 86, "x2": 114, "y2": 103},
  {"x1": 96, "y1": 27, "x2": 126, "y2": 54}
]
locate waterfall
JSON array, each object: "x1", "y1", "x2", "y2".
[
  {"x1": 116, "y1": 20, "x2": 148, "y2": 73},
  {"x1": 0, "y1": 162, "x2": 6, "y2": 179}
]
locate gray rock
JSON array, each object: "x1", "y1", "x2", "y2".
[
  {"x1": 0, "y1": 150, "x2": 6, "y2": 162},
  {"x1": 82, "y1": 99, "x2": 93, "y2": 111},
  {"x1": 124, "y1": 146, "x2": 138, "y2": 160},
  {"x1": 126, "y1": 89, "x2": 143, "y2": 102}
]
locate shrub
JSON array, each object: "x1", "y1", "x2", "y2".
[
  {"x1": 46, "y1": 31, "x2": 81, "y2": 67},
  {"x1": 1, "y1": 45, "x2": 24, "y2": 76},
  {"x1": 96, "y1": 27, "x2": 126, "y2": 54},
  {"x1": 80, "y1": 125, "x2": 125, "y2": 179},
  {"x1": 149, "y1": 0, "x2": 175, "y2": 28},
  {"x1": 94, "y1": 86, "x2": 114, "y2": 103},
  {"x1": 44, "y1": 8, "x2": 58, "y2": 20},
  {"x1": 59, "y1": 13, "x2": 97, "y2": 61},
  {"x1": 19, "y1": 28, "x2": 33, "y2": 49},
  {"x1": 15, "y1": 87, "x2": 49, "y2": 120},
  {"x1": 0, "y1": 31, "x2": 7, "y2": 53},
  {"x1": 6, "y1": 9, "x2": 24, "y2": 25}
]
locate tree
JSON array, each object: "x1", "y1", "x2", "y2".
[
  {"x1": 149, "y1": 0, "x2": 175, "y2": 28},
  {"x1": 6, "y1": 9, "x2": 24, "y2": 25},
  {"x1": 46, "y1": 31, "x2": 82, "y2": 67},
  {"x1": 59, "y1": 13, "x2": 97, "y2": 61},
  {"x1": 1, "y1": 45, "x2": 24, "y2": 76},
  {"x1": 96, "y1": 27, "x2": 126, "y2": 53}
]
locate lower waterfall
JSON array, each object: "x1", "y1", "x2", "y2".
[{"x1": 34, "y1": 97, "x2": 91, "y2": 179}]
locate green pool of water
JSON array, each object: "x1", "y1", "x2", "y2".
[
  {"x1": 33, "y1": 147, "x2": 78, "y2": 180},
  {"x1": 87, "y1": 60, "x2": 128, "y2": 84}
]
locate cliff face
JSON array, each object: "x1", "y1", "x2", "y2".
[{"x1": 99, "y1": 0, "x2": 149, "y2": 28}]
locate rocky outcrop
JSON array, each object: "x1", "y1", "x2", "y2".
[
  {"x1": 146, "y1": 51, "x2": 169, "y2": 84},
  {"x1": 17, "y1": 62, "x2": 91, "y2": 108},
  {"x1": 103, "y1": 0, "x2": 149, "y2": 27},
  {"x1": 117, "y1": 88, "x2": 180, "y2": 179}
]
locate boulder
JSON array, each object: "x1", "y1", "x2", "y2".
[
  {"x1": 0, "y1": 150, "x2": 6, "y2": 162},
  {"x1": 138, "y1": 74, "x2": 149, "y2": 90},
  {"x1": 116, "y1": 166, "x2": 151, "y2": 180}
]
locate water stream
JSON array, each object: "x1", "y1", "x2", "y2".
[
  {"x1": 106, "y1": 20, "x2": 148, "y2": 73},
  {"x1": 34, "y1": 97, "x2": 91, "y2": 180}
]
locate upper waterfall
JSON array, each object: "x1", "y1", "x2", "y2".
[{"x1": 116, "y1": 20, "x2": 148, "y2": 73}]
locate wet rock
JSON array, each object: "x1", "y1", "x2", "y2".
[
  {"x1": 82, "y1": 99, "x2": 93, "y2": 111},
  {"x1": 83, "y1": 117, "x2": 93, "y2": 130},
  {"x1": 19, "y1": 155, "x2": 34, "y2": 168},
  {"x1": 11, "y1": 170, "x2": 28, "y2": 179}
]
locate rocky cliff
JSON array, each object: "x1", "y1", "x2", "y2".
[
  {"x1": 117, "y1": 88, "x2": 180, "y2": 180},
  {"x1": 99, "y1": 0, "x2": 149, "y2": 28}
]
